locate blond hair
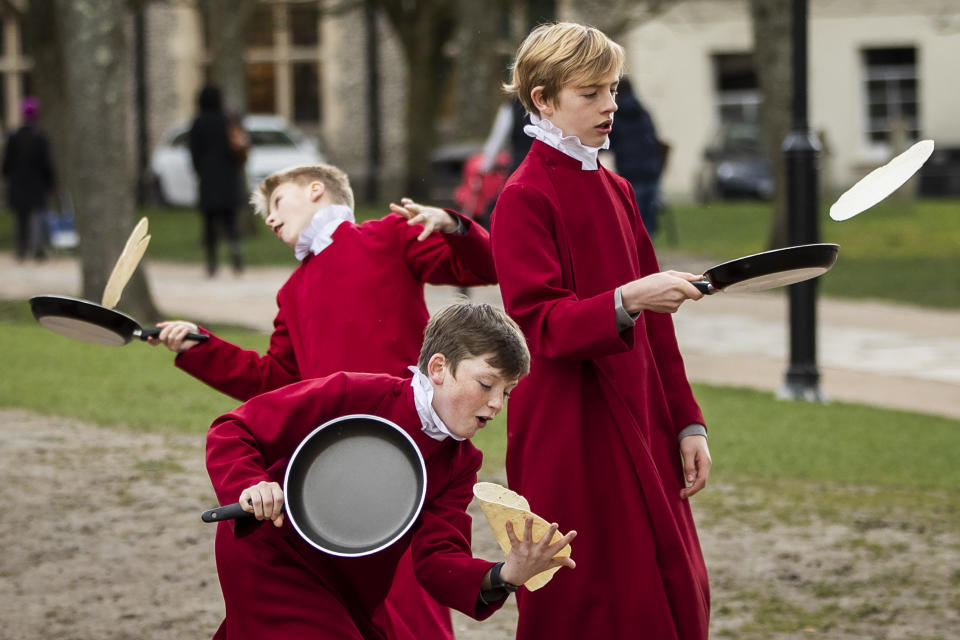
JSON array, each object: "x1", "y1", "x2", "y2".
[
  {"x1": 418, "y1": 302, "x2": 530, "y2": 380},
  {"x1": 504, "y1": 22, "x2": 624, "y2": 115},
  {"x1": 250, "y1": 163, "x2": 355, "y2": 217}
]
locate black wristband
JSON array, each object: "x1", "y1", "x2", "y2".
[{"x1": 489, "y1": 561, "x2": 519, "y2": 593}]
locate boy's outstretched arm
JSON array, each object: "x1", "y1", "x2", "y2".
[{"x1": 389, "y1": 197, "x2": 460, "y2": 241}]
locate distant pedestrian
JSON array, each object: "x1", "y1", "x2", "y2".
[
  {"x1": 189, "y1": 84, "x2": 246, "y2": 276},
  {"x1": 2, "y1": 96, "x2": 56, "y2": 261},
  {"x1": 609, "y1": 77, "x2": 668, "y2": 237}
]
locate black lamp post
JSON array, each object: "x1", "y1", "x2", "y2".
[{"x1": 779, "y1": 0, "x2": 825, "y2": 402}]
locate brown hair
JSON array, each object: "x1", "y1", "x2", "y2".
[
  {"x1": 250, "y1": 163, "x2": 355, "y2": 216},
  {"x1": 418, "y1": 302, "x2": 530, "y2": 380},
  {"x1": 504, "y1": 22, "x2": 624, "y2": 115}
]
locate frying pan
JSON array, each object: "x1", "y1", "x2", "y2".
[
  {"x1": 29, "y1": 294, "x2": 208, "y2": 346},
  {"x1": 201, "y1": 414, "x2": 428, "y2": 558},
  {"x1": 691, "y1": 243, "x2": 839, "y2": 295}
]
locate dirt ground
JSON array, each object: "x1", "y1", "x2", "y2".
[{"x1": 2, "y1": 409, "x2": 956, "y2": 639}]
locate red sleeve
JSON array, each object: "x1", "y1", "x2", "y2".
[
  {"x1": 411, "y1": 445, "x2": 504, "y2": 620},
  {"x1": 492, "y1": 183, "x2": 633, "y2": 360},
  {"x1": 175, "y1": 310, "x2": 300, "y2": 402},
  {"x1": 401, "y1": 211, "x2": 497, "y2": 286},
  {"x1": 205, "y1": 373, "x2": 351, "y2": 525},
  {"x1": 615, "y1": 177, "x2": 705, "y2": 432}
]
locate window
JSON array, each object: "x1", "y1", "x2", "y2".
[
  {"x1": 249, "y1": 5, "x2": 275, "y2": 47},
  {"x1": 293, "y1": 62, "x2": 320, "y2": 123},
  {"x1": 289, "y1": 5, "x2": 319, "y2": 47},
  {"x1": 246, "y1": 62, "x2": 276, "y2": 114},
  {"x1": 862, "y1": 47, "x2": 918, "y2": 146},
  {"x1": 712, "y1": 53, "x2": 761, "y2": 126}
]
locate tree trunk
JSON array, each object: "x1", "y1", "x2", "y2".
[
  {"x1": 54, "y1": 0, "x2": 157, "y2": 320},
  {"x1": 375, "y1": 0, "x2": 456, "y2": 200},
  {"x1": 452, "y1": 0, "x2": 504, "y2": 140},
  {"x1": 749, "y1": 0, "x2": 792, "y2": 249},
  {"x1": 206, "y1": 0, "x2": 255, "y2": 116}
]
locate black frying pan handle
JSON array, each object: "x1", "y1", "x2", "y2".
[
  {"x1": 201, "y1": 502, "x2": 255, "y2": 523},
  {"x1": 138, "y1": 327, "x2": 210, "y2": 342},
  {"x1": 691, "y1": 280, "x2": 715, "y2": 295}
]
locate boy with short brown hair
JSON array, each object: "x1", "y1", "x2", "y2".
[
  {"x1": 205, "y1": 302, "x2": 575, "y2": 639},
  {"x1": 491, "y1": 22, "x2": 712, "y2": 640}
]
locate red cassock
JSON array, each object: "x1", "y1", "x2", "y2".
[
  {"x1": 180, "y1": 212, "x2": 496, "y2": 640},
  {"x1": 491, "y1": 141, "x2": 710, "y2": 639},
  {"x1": 206, "y1": 372, "x2": 504, "y2": 640}
]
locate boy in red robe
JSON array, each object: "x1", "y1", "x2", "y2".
[
  {"x1": 205, "y1": 302, "x2": 576, "y2": 639},
  {"x1": 150, "y1": 163, "x2": 496, "y2": 639},
  {"x1": 490, "y1": 23, "x2": 713, "y2": 639}
]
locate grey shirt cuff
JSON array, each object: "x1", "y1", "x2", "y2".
[
  {"x1": 447, "y1": 212, "x2": 467, "y2": 235},
  {"x1": 678, "y1": 423, "x2": 707, "y2": 442},
  {"x1": 614, "y1": 286, "x2": 640, "y2": 331}
]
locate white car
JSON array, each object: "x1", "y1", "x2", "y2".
[{"x1": 150, "y1": 114, "x2": 325, "y2": 207}]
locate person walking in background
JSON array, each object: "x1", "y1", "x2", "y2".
[
  {"x1": 2, "y1": 96, "x2": 55, "y2": 262},
  {"x1": 189, "y1": 84, "x2": 246, "y2": 276},
  {"x1": 609, "y1": 76, "x2": 668, "y2": 238}
]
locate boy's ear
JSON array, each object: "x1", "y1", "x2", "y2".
[
  {"x1": 427, "y1": 353, "x2": 446, "y2": 385},
  {"x1": 309, "y1": 180, "x2": 327, "y2": 203},
  {"x1": 531, "y1": 86, "x2": 551, "y2": 118}
]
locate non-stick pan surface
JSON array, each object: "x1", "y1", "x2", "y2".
[
  {"x1": 203, "y1": 414, "x2": 427, "y2": 558},
  {"x1": 29, "y1": 294, "x2": 207, "y2": 346},
  {"x1": 692, "y1": 243, "x2": 839, "y2": 295}
]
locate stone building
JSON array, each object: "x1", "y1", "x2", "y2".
[{"x1": 2, "y1": 0, "x2": 958, "y2": 203}]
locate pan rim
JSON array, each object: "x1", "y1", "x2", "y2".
[
  {"x1": 283, "y1": 413, "x2": 428, "y2": 558},
  {"x1": 704, "y1": 243, "x2": 839, "y2": 291},
  {"x1": 29, "y1": 294, "x2": 143, "y2": 345},
  {"x1": 705, "y1": 243, "x2": 839, "y2": 273}
]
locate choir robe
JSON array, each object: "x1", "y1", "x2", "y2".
[
  {"x1": 207, "y1": 372, "x2": 504, "y2": 640},
  {"x1": 490, "y1": 140, "x2": 710, "y2": 640},
  {"x1": 180, "y1": 212, "x2": 495, "y2": 640},
  {"x1": 176, "y1": 211, "x2": 496, "y2": 399}
]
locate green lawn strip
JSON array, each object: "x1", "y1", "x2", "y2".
[
  {"x1": 659, "y1": 197, "x2": 960, "y2": 309},
  {"x1": 4, "y1": 197, "x2": 957, "y2": 307},
  {"x1": 3, "y1": 300, "x2": 957, "y2": 490},
  {"x1": 469, "y1": 384, "x2": 960, "y2": 492}
]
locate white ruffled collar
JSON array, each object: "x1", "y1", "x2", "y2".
[
  {"x1": 294, "y1": 204, "x2": 355, "y2": 261},
  {"x1": 523, "y1": 113, "x2": 609, "y2": 170},
  {"x1": 408, "y1": 366, "x2": 464, "y2": 442}
]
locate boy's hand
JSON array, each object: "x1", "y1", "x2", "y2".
[
  {"x1": 239, "y1": 481, "x2": 285, "y2": 528},
  {"x1": 499, "y1": 517, "x2": 576, "y2": 587},
  {"x1": 621, "y1": 270, "x2": 704, "y2": 314},
  {"x1": 389, "y1": 197, "x2": 459, "y2": 240},
  {"x1": 679, "y1": 435, "x2": 711, "y2": 499},
  {"x1": 147, "y1": 320, "x2": 202, "y2": 353}
]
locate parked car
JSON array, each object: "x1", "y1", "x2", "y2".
[
  {"x1": 150, "y1": 114, "x2": 325, "y2": 207},
  {"x1": 695, "y1": 122, "x2": 772, "y2": 201}
]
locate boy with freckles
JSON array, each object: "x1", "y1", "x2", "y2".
[
  {"x1": 150, "y1": 163, "x2": 496, "y2": 639},
  {"x1": 490, "y1": 22, "x2": 712, "y2": 639},
  {"x1": 204, "y1": 302, "x2": 576, "y2": 639}
]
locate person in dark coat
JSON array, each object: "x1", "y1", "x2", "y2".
[
  {"x1": 189, "y1": 84, "x2": 245, "y2": 276},
  {"x1": 2, "y1": 96, "x2": 56, "y2": 261},
  {"x1": 609, "y1": 77, "x2": 667, "y2": 237}
]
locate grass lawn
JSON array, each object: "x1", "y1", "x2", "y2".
[
  {"x1": 2, "y1": 299, "x2": 957, "y2": 492},
  {"x1": 3, "y1": 301, "x2": 957, "y2": 637},
  {"x1": 658, "y1": 197, "x2": 960, "y2": 308},
  {"x1": 0, "y1": 202, "x2": 388, "y2": 269},
  {"x1": 3, "y1": 196, "x2": 958, "y2": 308}
]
